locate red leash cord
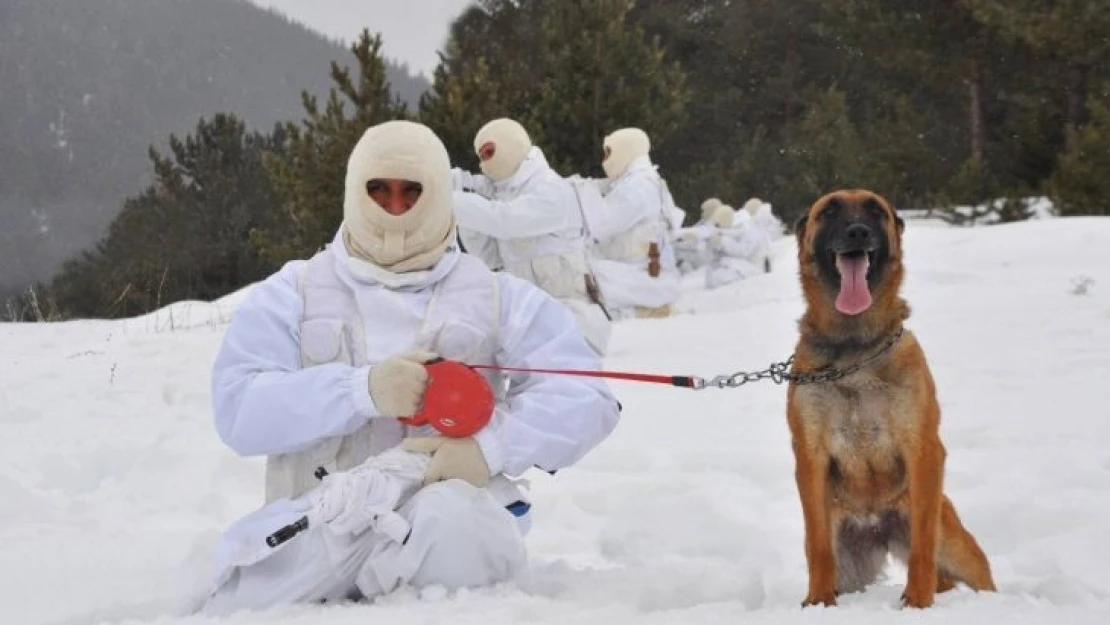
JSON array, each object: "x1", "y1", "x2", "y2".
[{"x1": 469, "y1": 364, "x2": 701, "y2": 388}]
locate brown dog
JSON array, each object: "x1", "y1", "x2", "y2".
[{"x1": 787, "y1": 190, "x2": 996, "y2": 609}]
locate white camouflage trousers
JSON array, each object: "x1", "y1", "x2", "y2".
[{"x1": 200, "y1": 479, "x2": 527, "y2": 616}]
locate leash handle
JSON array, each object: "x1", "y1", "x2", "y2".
[{"x1": 469, "y1": 364, "x2": 700, "y2": 388}]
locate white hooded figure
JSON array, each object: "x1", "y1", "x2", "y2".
[
  {"x1": 672, "y1": 230, "x2": 705, "y2": 274},
  {"x1": 699, "y1": 197, "x2": 724, "y2": 224},
  {"x1": 197, "y1": 121, "x2": 620, "y2": 615},
  {"x1": 704, "y1": 202, "x2": 775, "y2": 289},
  {"x1": 669, "y1": 204, "x2": 688, "y2": 230},
  {"x1": 450, "y1": 118, "x2": 611, "y2": 356},
  {"x1": 578, "y1": 127, "x2": 681, "y2": 319},
  {"x1": 672, "y1": 197, "x2": 724, "y2": 274},
  {"x1": 741, "y1": 197, "x2": 785, "y2": 242}
]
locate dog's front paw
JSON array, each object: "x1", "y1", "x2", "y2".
[
  {"x1": 801, "y1": 591, "x2": 837, "y2": 608},
  {"x1": 900, "y1": 586, "x2": 935, "y2": 609}
]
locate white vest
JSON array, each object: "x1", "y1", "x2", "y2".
[
  {"x1": 596, "y1": 220, "x2": 667, "y2": 263},
  {"x1": 594, "y1": 173, "x2": 678, "y2": 269},
  {"x1": 264, "y1": 249, "x2": 503, "y2": 503},
  {"x1": 494, "y1": 179, "x2": 591, "y2": 303},
  {"x1": 497, "y1": 239, "x2": 612, "y2": 357},
  {"x1": 500, "y1": 240, "x2": 591, "y2": 301}
]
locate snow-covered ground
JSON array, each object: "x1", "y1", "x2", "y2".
[{"x1": 2, "y1": 218, "x2": 1109, "y2": 624}]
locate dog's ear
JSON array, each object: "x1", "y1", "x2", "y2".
[
  {"x1": 793, "y1": 210, "x2": 809, "y2": 244},
  {"x1": 894, "y1": 210, "x2": 905, "y2": 234}
]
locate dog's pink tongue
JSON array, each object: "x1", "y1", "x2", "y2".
[{"x1": 835, "y1": 254, "x2": 872, "y2": 315}]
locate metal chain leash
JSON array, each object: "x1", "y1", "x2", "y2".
[{"x1": 690, "y1": 327, "x2": 906, "y2": 390}]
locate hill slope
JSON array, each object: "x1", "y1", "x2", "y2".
[{"x1": 0, "y1": 0, "x2": 429, "y2": 298}]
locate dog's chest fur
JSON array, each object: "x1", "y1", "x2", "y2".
[{"x1": 797, "y1": 372, "x2": 915, "y2": 512}]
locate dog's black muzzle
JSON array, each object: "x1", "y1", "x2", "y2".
[{"x1": 829, "y1": 222, "x2": 879, "y2": 257}]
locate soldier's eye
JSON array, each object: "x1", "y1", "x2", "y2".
[
  {"x1": 402, "y1": 182, "x2": 423, "y2": 204},
  {"x1": 366, "y1": 180, "x2": 387, "y2": 196}
]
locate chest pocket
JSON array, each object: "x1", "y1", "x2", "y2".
[
  {"x1": 420, "y1": 318, "x2": 495, "y2": 366},
  {"x1": 300, "y1": 318, "x2": 353, "y2": 367}
]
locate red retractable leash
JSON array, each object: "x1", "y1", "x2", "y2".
[
  {"x1": 470, "y1": 364, "x2": 701, "y2": 389},
  {"x1": 398, "y1": 329, "x2": 908, "y2": 438},
  {"x1": 397, "y1": 360, "x2": 498, "y2": 437},
  {"x1": 398, "y1": 359, "x2": 699, "y2": 439}
]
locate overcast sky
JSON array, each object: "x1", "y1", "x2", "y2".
[{"x1": 247, "y1": 0, "x2": 474, "y2": 77}]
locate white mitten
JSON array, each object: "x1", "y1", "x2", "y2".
[
  {"x1": 470, "y1": 173, "x2": 493, "y2": 197},
  {"x1": 451, "y1": 167, "x2": 469, "y2": 192},
  {"x1": 452, "y1": 168, "x2": 493, "y2": 196},
  {"x1": 368, "y1": 350, "x2": 438, "y2": 418},
  {"x1": 312, "y1": 446, "x2": 430, "y2": 542},
  {"x1": 401, "y1": 437, "x2": 491, "y2": 488}
]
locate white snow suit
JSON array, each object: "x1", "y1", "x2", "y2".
[
  {"x1": 581, "y1": 156, "x2": 681, "y2": 318},
  {"x1": 201, "y1": 235, "x2": 620, "y2": 614},
  {"x1": 453, "y1": 147, "x2": 611, "y2": 355},
  {"x1": 705, "y1": 210, "x2": 775, "y2": 289}
]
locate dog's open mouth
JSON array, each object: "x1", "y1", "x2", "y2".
[{"x1": 834, "y1": 250, "x2": 874, "y2": 316}]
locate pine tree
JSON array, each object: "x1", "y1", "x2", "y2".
[
  {"x1": 857, "y1": 96, "x2": 946, "y2": 206},
  {"x1": 522, "y1": 0, "x2": 688, "y2": 176},
  {"x1": 417, "y1": 3, "x2": 544, "y2": 167},
  {"x1": 49, "y1": 114, "x2": 285, "y2": 318},
  {"x1": 1051, "y1": 90, "x2": 1110, "y2": 216},
  {"x1": 966, "y1": 0, "x2": 1110, "y2": 133},
  {"x1": 630, "y1": 0, "x2": 867, "y2": 212},
  {"x1": 257, "y1": 31, "x2": 409, "y2": 265},
  {"x1": 418, "y1": 1, "x2": 688, "y2": 178},
  {"x1": 775, "y1": 88, "x2": 869, "y2": 219},
  {"x1": 626, "y1": 0, "x2": 740, "y2": 210},
  {"x1": 419, "y1": 53, "x2": 507, "y2": 171},
  {"x1": 834, "y1": 0, "x2": 997, "y2": 169}
]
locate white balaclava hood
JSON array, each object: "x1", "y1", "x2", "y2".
[
  {"x1": 474, "y1": 118, "x2": 532, "y2": 182},
  {"x1": 741, "y1": 197, "x2": 764, "y2": 217},
  {"x1": 342, "y1": 120, "x2": 456, "y2": 274},
  {"x1": 710, "y1": 204, "x2": 736, "y2": 229},
  {"x1": 602, "y1": 127, "x2": 651, "y2": 179},
  {"x1": 700, "y1": 197, "x2": 723, "y2": 221}
]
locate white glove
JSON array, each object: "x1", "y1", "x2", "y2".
[
  {"x1": 587, "y1": 176, "x2": 613, "y2": 196},
  {"x1": 311, "y1": 446, "x2": 429, "y2": 541},
  {"x1": 401, "y1": 437, "x2": 491, "y2": 488},
  {"x1": 451, "y1": 167, "x2": 469, "y2": 192},
  {"x1": 471, "y1": 174, "x2": 494, "y2": 197},
  {"x1": 452, "y1": 167, "x2": 493, "y2": 196},
  {"x1": 368, "y1": 350, "x2": 438, "y2": 418}
]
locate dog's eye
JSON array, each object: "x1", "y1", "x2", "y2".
[
  {"x1": 820, "y1": 199, "x2": 843, "y2": 220},
  {"x1": 863, "y1": 198, "x2": 887, "y2": 220}
]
